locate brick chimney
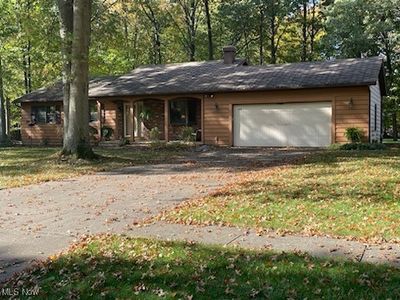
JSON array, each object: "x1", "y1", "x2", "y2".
[{"x1": 223, "y1": 46, "x2": 236, "y2": 64}]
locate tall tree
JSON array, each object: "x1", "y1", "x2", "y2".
[
  {"x1": 0, "y1": 56, "x2": 8, "y2": 145},
  {"x1": 60, "y1": 0, "x2": 94, "y2": 158},
  {"x1": 266, "y1": 0, "x2": 297, "y2": 64},
  {"x1": 58, "y1": 0, "x2": 73, "y2": 148},
  {"x1": 203, "y1": 0, "x2": 214, "y2": 60},
  {"x1": 171, "y1": 0, "x2": 201, "y2": 61},
  {"x1": 140, "y1": 0, "x2": 163, "y2": 64},
  {"x1": 323, "y1": 0, "x2": 400, "y2": 140},
  {"x1": 301, "y1": 0, "x2": 308, "y2": 61}
]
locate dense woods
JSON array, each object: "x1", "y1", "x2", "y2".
[{"x1": 0, "y1": 0, "x2": 399, "y2": 139}]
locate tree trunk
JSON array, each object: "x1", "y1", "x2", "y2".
[
  {"x1": 0, "y1": 57, "x2": 8, "y2": 145},
  {"x1": 270, "y1": 15, "x2": 277, "y2": 64},
  {"x1": 5, "y1": 97, "x2": 10, "y2": 135},
  {"x1": 178, "y1": 0, "x2": 198, "y2": 61},
  {"x1": 27, "y1": 40, "x2": 32, "y2": 92},
  {"x1": 203, "y1": 0, "x2": 214, "y2": 60},
  {"x1": 259, "y1": 6, "x2": 264, "y2": 65},
  {"x1": 62, "y1": 0, "x2": 94, "y2": 158},
  {"x1": 140, "y1": 2, "x2": 162, "y2": 64},
  {"x1": 309, "y1": 0, "x2": 317, "y2": 61},
  {"x1": 393, "y1": 110, "x2": 398, "y2": 141},
  {"x1": 58, "y1": 0, "x2": 73, "y2": 148},
  {"x1": 301, "y1": 1, "x2": 308, "y2": 62},
  {"x1": 23, "y1": 53, "x2": 29, "y2": 94}
]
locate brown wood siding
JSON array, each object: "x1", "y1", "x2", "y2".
[
  {"x1": 101, "y1": 100, "x2": 118, "y2": 139},
  {"x1": 20, "y1": 86, "x2": 370, "y2": 146},
  {"x1": 21, "y1": 102, "x2": 63, "y2": 145},
  {"x1": 202, "y1": 87, "x2": 370, "y2": 146},
  {"x1": 334, "y1": 94, "x2": 370, "y2": 143}
]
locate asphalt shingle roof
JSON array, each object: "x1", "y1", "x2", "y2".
[{"x1": 17, "y1": 57, "x2": 385, "y2": 103}]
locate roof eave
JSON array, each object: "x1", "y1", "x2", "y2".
[{"x1": 89, "y1": 82, "x2": 377, "y2": 99}]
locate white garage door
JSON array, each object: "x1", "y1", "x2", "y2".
[{"x1": 233, "y1": 102, "x2": 332, "y2": 147}]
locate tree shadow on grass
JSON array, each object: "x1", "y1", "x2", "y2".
[{"x1": 2, "y1": 237, "x2": 400, "y2": 299}]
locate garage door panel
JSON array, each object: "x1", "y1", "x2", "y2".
[{"x1": 234, "y1": 103, "x2": 331, "y2": 147}]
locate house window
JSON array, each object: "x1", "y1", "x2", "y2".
[
  {"x1": 89, "y1": 102, "x2": 99, "y2": 122},
  {"x1": 169, "y1": 100, "x2": 198, "y2": 125},
  {"x1": 31, "y1": 105, "x2": 61, "y2": 124},
  {"x1": 374, "y1": 103, "x2": 377, "y2": 131}
]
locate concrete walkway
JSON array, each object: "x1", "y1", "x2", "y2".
[{"x1": 128, "y1": 222, "x2": 400, "y2": 268}]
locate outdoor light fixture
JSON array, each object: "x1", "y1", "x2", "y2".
[
  {"x1": 344, "y1": 98, "x2": 354, "y2": 109},
  {"x1": 206, "y1": 94, "x2": 218, "y2": 109}
]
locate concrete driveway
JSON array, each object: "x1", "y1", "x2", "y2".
[{"x1": 0, "y1": 148, "x2": 310, "y2": 282}]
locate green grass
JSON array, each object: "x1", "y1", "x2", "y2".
[
  {"x1": 0, "y1": 145, "x2": 188, "y2": 189},
  {"x1": 161, "y1": 150, "x2": 400, "y2": 241},
  {"x1": 383, "y1": 138, "x2": 400, "y2": 144},
  {"x1": 4, "y1": 235, "x2": 400, "y2": 299}
]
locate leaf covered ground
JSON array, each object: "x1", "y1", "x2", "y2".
[
  {"x1": 4, "y1": 235, "x2": 400, "y2": 299},
  {"x1": 0, "y1": 146, "x2": 187, "y2": 189},
  {"x1": 159, "y1": 150, "x2": 400, "y2": 242}
]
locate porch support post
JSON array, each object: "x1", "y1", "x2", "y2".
[
  {"x1": 164, "y1": 99, "x2": 169, "y2": 142},
  {"x1": 201, "y1": 96, "x2": 204, "y2": 144},
  {"x1": 97, "y1": 100, "x2": 102, "y2": 142},
  {"x1": 131, "y1": 100, "x2": 135, "y2": 142}
]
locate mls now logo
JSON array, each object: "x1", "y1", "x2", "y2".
[{"x1": 0, "y1": 286, "x2": 41, "y2": 297}]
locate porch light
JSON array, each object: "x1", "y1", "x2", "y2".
[{"x1": 344, "y1": 98, "x2": 354, "y2": 109}]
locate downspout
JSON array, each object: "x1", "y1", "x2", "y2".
[
  {"x1": 368, "y1": 86, "x2": 371, "y2": 143},
  {"x1": 201, "y1": 94, "x2": 205, "y2": 144}
]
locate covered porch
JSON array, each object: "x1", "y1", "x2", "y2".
[{"x1": 94, "y1": 97, "x2": 203, "y2": 143}]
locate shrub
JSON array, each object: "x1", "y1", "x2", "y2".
[
  {"x1": 149, "y1": 127, "x2": 160, "y2": 141},
  {"x1": 139, "y1": 107, "x2": 152, "y2": 121},
  {"x1": 119, "y1": 138, "x2": 130, "y2": 146},
  {"x1": 344, "y1": 127, "x2": 364, "y2": 143},
  {"x1": 41, "y1": 139, "x2": 49, "y2": 146},
  {"x1": 9, "y1": 128, "x2": 21, "y2": 141},
  {"x1": 101, "y1": 126, "x2": 114, "y2": 140},
  {"x1": 181, "y1": 126, "x2": 196, "y2": 142},
  {"x1": 330, "y1": 143, "x2": 386, "y2": 151}
]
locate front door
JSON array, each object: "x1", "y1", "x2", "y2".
[{"x1": 123, "y1": 103, "x2": 133, "y2": 138}]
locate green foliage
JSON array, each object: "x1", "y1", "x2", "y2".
[
  {"x1": 139, "y1": 107, "x2": 152, "y2": 121},
  {"x1": 119, "y1": 137, "x2": 130, "y2": 147},
  {"x1": 149, "y1": 127, "x2": 160, "y2": 141},
  {"x1": 9, "y1": 127, "x2": 21, "y2": 141},
  {"x1": 344, "y1": 127, "x2": 364, "y2": 143},
  {"x1": 180, "y1": 126, "x2": 195, "y2": 142},
  {"x1": 330, "y1": 143, "x2": 387, "y2": 151},
  {"x1": 101, "y1": 126, "x2": 114, "y2": 140}
]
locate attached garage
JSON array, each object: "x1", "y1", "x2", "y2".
[{"x1": 233, "y1": 102, "x2": 332, "y2": 147}]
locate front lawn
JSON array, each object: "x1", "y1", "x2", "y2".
[
  {"x1": 4, "y1": 235, "x2": 400, "y2": 299},
  {"x1": 160, "y1": 150, "x2": 400, "y2": 242},
  {"x1": 0, "y1": 145, "x2": 188, "y2": 189}
]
